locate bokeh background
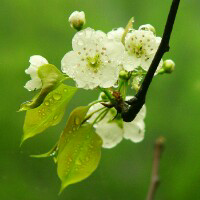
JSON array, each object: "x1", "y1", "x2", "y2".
[{"x1": 1, "y1": 0, "x2": 200, "y2": 199}]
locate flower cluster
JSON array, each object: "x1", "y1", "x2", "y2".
[
  {"x1": 87, "y1": 96, "x2": 146, "y2": 148},
  {"x1": 20, "y1": 9, "x2": 177, "y2": 192},
  {"x1": 23, "y1": 11, "x2": 175, "y2": 148}
]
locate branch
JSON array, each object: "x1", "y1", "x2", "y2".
[
  {"x1": 146, "y1": 137, "x2": 165, "y2": 200},
  {"x1": 121, "y1": 0, "x2": 181, "y2": 122}
]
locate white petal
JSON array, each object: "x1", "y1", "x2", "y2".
[
  {"x1": 122, "y1": 52, "x2": 140, "y2": 71},
  {"x1": 107, "y1": 27, "x2": 124, "y2": 42},
  {"x1": 123, "y1": 120, "x2": 145, "y2": 143},
  {"x1": 29, "y1": 55, "x2": 48, "y2": 67},
  {"x1": 72, "y1": 28, "x2": 106, "y2": 51},
  {"x1": 61, "y1": 51, "x2": 82, "y2": 78},
  {"x1": 96, "y1": 121, "x2": 123, "y2": 148},
  {"x1": 24, "y1": 77, "x2": 42, "y2": 91}
]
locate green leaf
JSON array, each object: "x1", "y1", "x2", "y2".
[
  {"x1": 57, "y1": 125, "x2": 102, "y2": 194},
  {"x1": 19, "y1": 64, "x2": 66, "y2": 111},
  {"x1": 56, "y1": 106, "x2": 102, "y2": 193},
  {"x1": 58, "y1": 106, "x2": 90, "y2": 153},
  {"x1": 21, "y1": 84, "x2": 77, "y2": 144}
]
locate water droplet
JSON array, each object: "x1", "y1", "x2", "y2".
[
  {"x1": 42, "y1": 113, "x2": 45, "y2": 116},
  {"x1": 50, "y1": 151, "x2": 56, "y2": 156},
  {"x1": 72, "y1": 126, "x2": 77, "y2": 131},
  {"x1": 44, "y1": 101, "x2": 50, "y2": 106},
  {"x1": 49, "y1": 98, "x2": 54, "y2": 103},
  {"x1": 89, "y1": 144, "x2": 94, "y2": 149},
  {"x1": 53, "y1": 93, "x2": 62, "y2": 101},
  {"x1": 76, "y1": 159, "x2": 82, "y2": 165},
  {"x1": 53, "y1": 115, "x2": 58, "y2": 120},
  {"x1": 64, "y1": 88, "x2": 68, "y2": 92},
  {"x1": 75, "y1": 117, "x2": 81, "y2": 125},
  {"x1": 85, "y1": 157, "x2": 89, "y2": 162}
]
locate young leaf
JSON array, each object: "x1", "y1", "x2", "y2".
[
  {"x1": 57, "y1": 124, "x2": 102, "y2": 194},
  {"x1": 58, "y1": 106, "x2": 91, "y2": 153},
  {"x1": 19, "y1": 64, "x2": 66, "y2": 111},
  {"x1": 121, "y1": 17, "x2": 134, "y2": 45},
  {"x1": 21, "y1": 84, "x2": 77, "y2": 144}
]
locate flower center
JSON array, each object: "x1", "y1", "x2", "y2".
[
  {"x1": 132, "y1": 44, "x2": 145, "y2": 58},
  {"x1": 86, "y1": 54, "x2": 102, "y2": 72}
]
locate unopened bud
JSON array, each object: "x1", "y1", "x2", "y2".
[
  {"x1": 119, "y1": 70, "x2": 129, "y2": 80},
  {"x1": 139, "y1": 24, "x2": 156, "y2": 35},
  {"x1": 68, "y1": 11, "x2": 86, "y2": 31},
  {"x1": 100, "y1": 92, "x2": 108, "y2": 100},
  {"x1": 163, "y1": 59, "x2": 175, "y2": 73}
]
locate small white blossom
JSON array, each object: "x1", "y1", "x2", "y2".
[
  {"x1": 61, "y1": 28, "x2": 125, "y2": 89},
  {"x1": 24, "y1": 55, "x2": 48, "y2": 91},
  {"x1": 124, "y1": 30, "x2": 163, "y2": 71},
  {"x1": 87, "y1": 96, "x2": 146, "y2": 148},
  {"x1": 69, "y1": 11, "x2": 86, "y2": 30},
  {"x1": 107, "y1": 27, "x2": 124, "y2": 42}
]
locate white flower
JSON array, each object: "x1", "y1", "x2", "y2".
[
  {"x1": 124, "y1": 30, "x2": 163, "y2": 71},
  {"x1": 61, "y1": 28, "x2": 125, "y2": 89},
  {"x1": 87, "y1": 96, "x2": 146, "y2": 148},
  {"x1": 69, "y1": 11, "x2": 86, "y2": 30},
  {"x1": 24, "y1": 55, "x2": 48, "y2": 91},
  {"x1": 107, "y1": 27, "x2": 124, "y2": 42}
]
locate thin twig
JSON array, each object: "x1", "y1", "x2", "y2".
[
  {"x1": 121, "y1": 0, "x2": 181, "y2": 122},
  {"x1": 146, "y1": 136, "x2": 165, "y2": 200}
]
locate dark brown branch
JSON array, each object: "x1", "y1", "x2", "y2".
[
  {"x1": 146, "y1": 137, "x2": 165, "y2": 200},
  {"x1": 121, "y1": 0, "x2": 180, "y2": 122}
]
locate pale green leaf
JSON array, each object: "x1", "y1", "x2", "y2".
[
  {"x1": 57, "y1": 124, "x2": 102, "y2": 194},
  {"x1": 19, "y1": 64, "x2": 66, "y2": 111},
  {"x1": 56, "y1": 106, "x2": 102, "y2": 193},
  {"x1": 21, "y1": 84, "x2": 77, "y2": 144},
  {"x1": 58, "y1": 106, "x2": 90, "y2": 153}
]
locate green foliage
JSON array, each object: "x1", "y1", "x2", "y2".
[
  {"x1": 19, "y1": 64, "x2": 66, "y2": 111},
  {"x1": 56, "y1": 106, "x2": 102, "y2": 193},
  {"x1": 21, "y1": 84, "x2": 77, "y2": 144}
]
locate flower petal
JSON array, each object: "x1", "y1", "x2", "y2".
[
  {"x1": 96, "y1": 121, "x2": 123, "y2": 148},
  {"x1": 123, "y1": 120, "x2": 145, "y2": 143}
]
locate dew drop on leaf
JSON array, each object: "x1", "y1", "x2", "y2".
[
  {"x1": 53, "y1": 93, "x2": 62, "y2": 101},
  {"x1": 44, "y1": 101, "x2": 50, "y2": 106},
  {"x1": 75, "y1": 117, "x2": 81, "y2": 125}
]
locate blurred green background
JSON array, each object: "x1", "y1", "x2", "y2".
[{"x1": 1, "y1": 0, "x2": 200, "y2": 199}]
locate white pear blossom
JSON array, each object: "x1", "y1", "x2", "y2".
[
  {"x1": 124, "y1": 29, "x2": 163, "y2": 72},
  {"x1": 107, "y1": 27, "x2": 124, "y2": 42},
  {"x1": 69, "y1": 11, "x2": 86, "y2": 30},
  {"x1": 24, "y1": 55, "x2": 48, "y2": 91},
  {"x1": 61, "y1": 27, "x2": 126, "y2": 89},
  {"x1": 87, "y1": 96, "x2": 146, "y2": 148}
]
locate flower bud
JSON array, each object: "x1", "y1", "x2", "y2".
[
  {"x1": 119, "y1": 70, "x2": 129, "y2": 80},
  {"x1": 100, "y1": 92, "x2": 108, "y2": 100},
  {"x1": 139, "y1": 24, "x2": 156, "y2": 35},
  {"x1": 68, "y1": 11, "x2": 86, "y2": 31},
  {"x1": 163, "y1": 59, "x2": 175, "y2": 73}
]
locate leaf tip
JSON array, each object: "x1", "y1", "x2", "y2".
[{"x1": 58, "y1": 184, "x2": 67, "y2": 195}]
